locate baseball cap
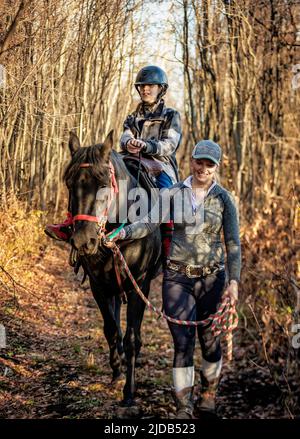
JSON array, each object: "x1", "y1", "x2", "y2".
[{"x1": 192, "y1": 140, "x2": 222, "y2": 165}]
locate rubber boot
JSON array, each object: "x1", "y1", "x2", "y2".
[
  {"x1": 195, "y1": 371, "x2": 219, "y2": 414},
  {"x1": 172, "y1": 386, "x2": 194, "y2": 419},
  {"x1": 44, "y1": 212, "x2": 73, "y2": 241}
]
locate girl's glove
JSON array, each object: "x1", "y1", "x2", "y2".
[
  {"x1": 126, "y1": 139, "x2": 146, "y2": 154},
  {"x1": 103, "y1": 228, "x2": 126, "y2": 248}
]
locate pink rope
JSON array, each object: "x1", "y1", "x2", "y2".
[{"x1": 111, "y1": 244, "x2": 239, "y2": 361}]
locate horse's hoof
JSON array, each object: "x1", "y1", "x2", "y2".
[
  {"x1": 121, "y1": 398, "x2": 134, "y2": 407},
  {"x1": 116, "y1": 400, "x2": 141, "y2": 418}
]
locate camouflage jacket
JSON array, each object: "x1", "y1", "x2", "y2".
[
  {"x1": 120, "y1": 99, "x2": 182, "y2": 183},
  {"x1": 123, "y1": 181, "x2": 241, "y2": 282}
]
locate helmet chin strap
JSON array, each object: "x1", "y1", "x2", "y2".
[{"x1": 157, "y1": 84, "x2": 167, "y2": 100}]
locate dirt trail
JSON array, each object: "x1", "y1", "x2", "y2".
[{"x1": 0, "y1": 242, "x2": 285, "y2": 418}]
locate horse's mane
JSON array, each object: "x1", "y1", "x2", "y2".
[
  {"x1": 110, "y1": 150, "x2": 132, "y2": 181},
  {"x1": 63, "y1": 145, "x2": 130, "y2": 188}
]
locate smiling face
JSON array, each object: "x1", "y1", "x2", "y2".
[
  {"x1": 137, "y1": 84, "x2": 162, "y2": 104},
  {"x1": 190, "y1": 158, "x2": 218, "y2": 188}
]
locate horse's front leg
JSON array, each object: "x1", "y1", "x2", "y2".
[
  {"x1": 92, "y1": 290, "x2": 123, "y2": 382},
  {"x1": 122, "y1": 288, "x2": 147, "y2": 406},
  {"x1": 112, "y1": 295, "x2": 125, "y2": 363}
]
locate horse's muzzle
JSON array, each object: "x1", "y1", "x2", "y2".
[{"x1": 71, "y1": 231, "x2": 99, "y2": 255}]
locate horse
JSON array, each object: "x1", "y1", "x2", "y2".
[{"x1": 63, "y1": 130, "x2": 161, "y2": 407}]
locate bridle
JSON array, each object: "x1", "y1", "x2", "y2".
[{"x1": 71, "y1": 161, "x2": 119, "y2": 238}]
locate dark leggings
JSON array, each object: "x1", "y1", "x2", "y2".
[{"x1": 162, "y1": 268, "x2": 226, "y2": 368}]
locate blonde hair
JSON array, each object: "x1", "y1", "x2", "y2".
[{"x1": 214, "y1": 167, "x2": 220, "y2": 184}]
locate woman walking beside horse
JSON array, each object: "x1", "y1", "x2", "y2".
[{"x1": 107, "y1": 140, "x2": 241, "y2": 418}]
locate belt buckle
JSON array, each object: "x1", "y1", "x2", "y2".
[
  {"x1": 186, "y1": 265, "x2": 198, "y2": 278},
  {"x1": 186, "y1": 265, "x2": 191, "y2": 277}
]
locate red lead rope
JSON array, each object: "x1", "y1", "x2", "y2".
[{"x1": 111, "y1": 243, "x2": 239, "y2": 361}]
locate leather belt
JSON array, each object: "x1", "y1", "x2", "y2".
[{"x1": 166, "y1": 260, "x2": 224, "y2": 278}]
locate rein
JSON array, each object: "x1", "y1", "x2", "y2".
[{"x1": 107, "y1": 151, "x2": 142, "y2": 241}]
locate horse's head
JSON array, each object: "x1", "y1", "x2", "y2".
[{"x1": 64, "y1": 130, "x2": 114, "y2": 255}]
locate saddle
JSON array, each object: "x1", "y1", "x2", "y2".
[
  {"x1": 122, "y1": 154, "x2": 164, "y2": 193},
  {"x1": 124, "y1": 155, "x2": 164, "y2": 176}
]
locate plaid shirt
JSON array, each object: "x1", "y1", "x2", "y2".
[{"x1": 120, "y1": 99, "x2": 182, "y2": 182}]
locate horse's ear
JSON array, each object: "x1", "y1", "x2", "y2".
[
  {"x1": 102, "y1": 130, "x2": 114, "y2": 160},
  {"x1": 69, "y1": 131, "x2": 81, "y2": 156}
]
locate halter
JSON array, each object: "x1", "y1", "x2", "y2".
[{"x1": 71, "y1": 161, "x2": 119, "y2": 237}]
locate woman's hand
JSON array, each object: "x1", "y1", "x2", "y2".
[
  {"x1": 126, "y1": 139, "x2": 146, "y2": 154},
  {"x1": 223, "y1": 280, "x2": 239, "y2": 306},
  {"x1": 103, "y1": 228, "x2": 126, "y2": 248}
]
